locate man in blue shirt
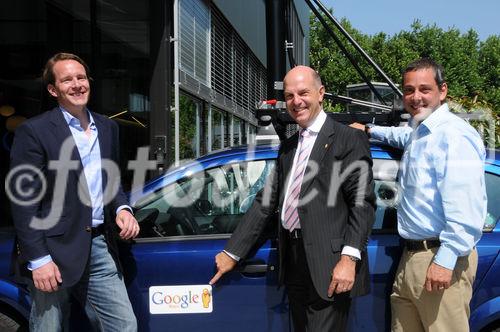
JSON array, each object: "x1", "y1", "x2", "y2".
[
  {"x1": 8, "y1": 53, "x2": 139, "y2": 331},
  {"x1": 352, "y1": 58, "x2": 486, "y2": 332}
]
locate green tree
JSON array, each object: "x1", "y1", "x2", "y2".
[
  {"x1": 309, "y1": 11, "x2": 499, "y2": 145},
  {"x1": 478, "y1": 36, "x2": 500, "y2": 109}
]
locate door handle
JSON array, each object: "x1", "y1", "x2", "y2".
[
  {"x1": 238, "y1": 259, "x2": 275, "y2": 277},
  {"x1": 240, "y1": 264, "x2": 268, "y2": 274}
]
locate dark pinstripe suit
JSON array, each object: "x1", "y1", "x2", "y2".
[{"x1": 225, "y1": 116, "x2": 376, "y2": 329}]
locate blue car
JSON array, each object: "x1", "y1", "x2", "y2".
[{"x1": 0, "y1": 142, "x2": 499, "y2": 331}]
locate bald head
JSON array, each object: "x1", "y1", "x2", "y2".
[
  {"x1": 284, "y1": 66, "x2": 322, "y2": 90},
  {"x1": 283, "y1": 66, "x2": 325, "y2": 128}
]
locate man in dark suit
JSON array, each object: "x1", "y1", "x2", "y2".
[
  {"x1": 8, "y1": 53, "x2": 139, "y2": 331},
  {"x1": 210, "y1": 66, "x2": 375, "y2": 331}
]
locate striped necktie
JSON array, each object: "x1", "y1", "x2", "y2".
[{"x1": 283, "y1": 129, "x2": 313, "y2": 231}]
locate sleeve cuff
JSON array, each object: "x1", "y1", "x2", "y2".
[
  {"x1": 28, "y1": 255, "x2": 53, "y2": 271},
  {"x1": 367, "y1": 126, "x2": 382, "y2": 140},
  {"x1": 223, "y1": 250, "x2": 240, "y2": 262},
  {"x1": 341, "y1": 246, "x2": 361, "y2": 260},
  {"x1": 433, "y1": 246, "x2": 458, "y2": 270},
  {"x1": 116, "y1": 205, "x2": 133, "y2": 215}
]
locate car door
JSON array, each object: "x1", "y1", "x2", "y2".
[
  {"x1": 469, "y1": 167, "x2": 500, "y2": 332},
  {"x1": 348, "y1": 156, "x2": 403, "y2": 331},
  {"x1": 120, "y1": 158, "x2": 289, "y2": 332}
]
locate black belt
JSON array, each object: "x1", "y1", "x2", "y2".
[
  {"x1": 91, "y1": 224, "x2": 106, "y2": 238},
  {"x1": 405, "y1": 239, "x2": 440, "y2": 251},
  {"x1": 286, "y1": 229, "x2": 302, "y2": 240}
]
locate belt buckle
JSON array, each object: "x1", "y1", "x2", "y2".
[
  {"x1": 424, "y1": 239, "x2": 440, "y2": 250},
  {"x1": 91, "y1": 224, "x2": 105, "y2": 238},
  {"x1": 406, "y1": 239, "x2": 422, "y2": 251}
]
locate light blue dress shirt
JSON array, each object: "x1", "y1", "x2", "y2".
[
  {"x1": 370, "y1": 104, "x2": 487, "y2": 270},
  {"x1": 29, "y1": 107, "x2": 128, "y2": 270},
  {"x1": 63, "y1": 107, "x2": 105, "y2": 227}
]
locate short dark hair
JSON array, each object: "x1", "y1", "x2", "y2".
[
  {"x1": 403, "y1": 58, "x2": 445, "y2": 87},
  {"x1": 42, "y1": 53, "x2": 90, "y2": 87}
]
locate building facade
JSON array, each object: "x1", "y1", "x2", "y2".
[{"x1": 0, "y1": 0, "x2": 309, "y2": 220}]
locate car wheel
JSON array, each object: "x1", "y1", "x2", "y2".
[
  {"x1": 485, "y1": 322, "x2": 500, "y2": 332},
  {"x1": 0, "y1": 311, "x2": 26, "y2": 332}
]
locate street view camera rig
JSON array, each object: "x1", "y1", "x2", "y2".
[
  {"x1": 256, "y1": 89, "x2": 405, "y2": 140},
  {"x1": 257, "y1": 0, "x2": 407, "y2": 141}
]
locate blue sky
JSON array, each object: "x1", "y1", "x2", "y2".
[{"x1": 322, "y1": 0, "x2": 499, "y2": 40}]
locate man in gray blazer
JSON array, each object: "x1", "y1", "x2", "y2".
[{"x1": 210, "y1": 65, "x2": 375, "y2": 331}]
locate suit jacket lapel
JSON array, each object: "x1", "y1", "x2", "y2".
[
  {"x1": 93, "y1": 113, "x2": 110, "y2": 160},
  {"x1": 281, "y1": 134, "x2": 298, "y2": 174},
  {"x1": 300, "y1": 117, "x2": 336, "y2": 195},
  {"x1": 278, "y1": 133, "x2": 299, "y2": 207},
  {"x1": 48, "y1": 108, "x2": 82, "y2": 164},
  {"x1": 93, "y1": 113, "x2": 111, "y2": 195}
]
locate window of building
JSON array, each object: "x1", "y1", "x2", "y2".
[
  {"x1": 287, "y1": 1, "x2": 306, "y2": 65},
  {"x1": 204, "y1": 104, "x2": 211, "y2": 153},
  {"x1": 178, "y1": 93, "x2": 202, "y2": 161},
  {"x1": 179, "y1": 0, "x2": 210, "y2": 86},
  {"x1": 210, "y1": 4, "x2": 267, "y2": 112},
  {"x1": 232, "y1": 116, "x2": 241, "y2": 146},
  {"x1": 211, "y1": 107, "x2": 224, "y2": 151},
  {"x1": 241, "y1": 120, "x2": 247, "y2": 145},
  {"x1": 248, "y1": 124, "x2": 257, "y2": 144}
]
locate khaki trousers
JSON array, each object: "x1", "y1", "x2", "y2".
[{"x1": 391, "y1": 247, "x2": 477, "y2": 332}]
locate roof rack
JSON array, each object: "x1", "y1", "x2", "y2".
[{"x1": 256, "y1": 87, "x2": 407, "y2": 140}]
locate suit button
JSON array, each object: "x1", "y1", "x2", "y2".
[{"x1": 85, "y1": 226, "x2": 92, "y2": 232}]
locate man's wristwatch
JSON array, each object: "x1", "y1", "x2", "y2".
[{"x1": 343, "y1": 254, "x2": 360, "y2": 262}]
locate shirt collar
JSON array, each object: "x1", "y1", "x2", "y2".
[
  {"x1": 303, "y1": 110, "x2": 327, "y2": 134},
  {"x1": 420, "y1": 103, "x2": 449, "y2": 133},
  {"x1": 59, "y1": 106, "x2": 95, "y2": 129}
]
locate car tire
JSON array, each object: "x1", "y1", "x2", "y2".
[
  {"x1": 0, "y1": 311, "x2": 26, "y2": 332},
  {"x1": 487, "y1": 322, "x2": 500, "y2": 332}
]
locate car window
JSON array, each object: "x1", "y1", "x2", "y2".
[
  {"x1": 370, "y1": 162, "x2": 499, "y2": 233},
  {"x1": 372, "y1": 159, "x2": 399, "y2": 232},
  {"x1": 484, "y1": 172, "x2": 500, "y2": 231},
  {"x1": 135, "y1": 159, "x2": 276, "y2": 238},
  {"x1": 372, "y1": 180, "x2": 398, "y2": 231},
  {"x1": 134, "y1": 157, "x2": 500, "y2": 237}
]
